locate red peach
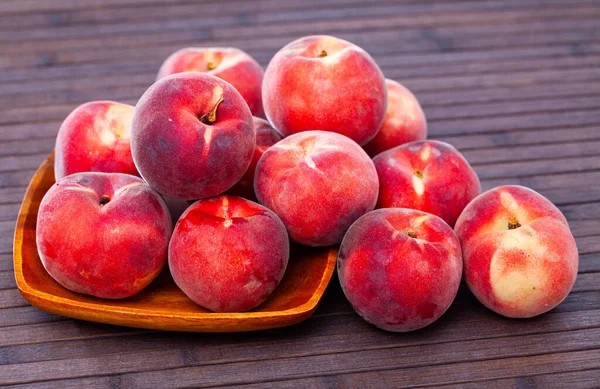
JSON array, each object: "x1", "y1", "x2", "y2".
[
  {"x1": 131, "y1": 72, "x2": 255, "y2": 200},
  {"x1": 54, "y1": 101, "x2": 137, "y2": 180},
  {"x1": 228, "y1": 117, "x2": 283, "y2": 200},
  {"x1": 363, "y1": 79, "x2": 427, "y2": 157},
  {"x1": 254, "y1": 130, "x2": 379, "y2": 246},
  {"x1": 157, "y1": 47, "x2": 265, "y2": 117},
  {"x1": 338, "y1": 208, "x2": 462, "y2": 332},
  {"x1": 169, "y1": 195, "x2": 289, "y2": 312},
  {"x1": 36, "y1": 172, "x2": 172, "y2": 299},
  {"x1": 374, "y1": 140, "x2": 480, "y2": 227},
  {"x1": 262, "y1": 35, "x2": 387, "y2": 145},
  {"x1": 455, "y1": 185, "x2": 578, "y2": 318}
]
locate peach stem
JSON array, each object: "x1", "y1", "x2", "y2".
[
  {"x1": 414, "y1": 170, "x2": 423, "y2": 179},
  {"x1": 406, "y1": 231, "x2": 417, "y2": 239},
  {"x1": 508, "y1": 218, "x2": 521, "y2": 230},
  {"x1": 318, "y1": 50, "x2": 328, "y2": 58},
  {"x1": 199, "y1": 95, "x2": 224, "y2": 125},
  {"x1": 99, "y1": 195, "x2": 110, "y2": 205}
]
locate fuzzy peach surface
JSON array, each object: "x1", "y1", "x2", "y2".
[
  {"x1": 54, "y1": 101, "x2": 137, "y2": 180},
  {"x1": 36, "y1": 173, "x2": 172, "y2": 299},
  {"x1": 374, "y1": 140, "x2": 481, "y2": 227},
  {"x1": 131, "y1": 72, "x2": 255, "y2": 200},
  {"x1": 262, "y1": 35, "x2": 387, "y2": 145},
  {"x1": 228, "y1": 117, "x2": 282, "y2": 200},
  {"x1": 254, "y1": 130, "x2": 379, "y2": 247},
  {"x1": 455, "y1": 185, "x2": 578, "y2": 318},
  {"x1": 363, "y1": 79, "x2": 427, "y2": 157},
  {"x1": 169, "y1": 195, "x2": 289, "y2": 312},
  {"x1": 338, "y1": 208, "x2": 463, "y2": 332},
  {"x1": 157, "y1": 47, "x2": 265, "y2": 117}
]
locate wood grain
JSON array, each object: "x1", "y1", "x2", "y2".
[{"x1": 1, "y1": 0, "x2": 599, "y2": 387}]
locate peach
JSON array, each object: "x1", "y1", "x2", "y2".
[
  {"x1": 338, "y1": 208, "x2": 462, "y2": 332},
  {"x1": 54, "y1": 101, "x2": 137, "y2": 180},
  {"x1": 157, "y1": 47, "x2": 265, "y2": 117},
  {"x1": 262, "y1": 35, "x2": 387, "y2": 145},
  {"x1": 254, "y1": 130, "x2": 378, "y2": 246},
  {"x1": 455, "y1": 185, "x2": 578, "y2": 318},
  {"x1": 131, "y1": 72, "x2": 255, "y2": 200},
  {"x1": 374, "y1": 140, "x2": 480, "y2": 227},
  {"x1": 36, "y1": 172, "x2": 172, "y2": 299},
  {"x1": 169, "y1": 195, "x2": 289, "y2": 312},
  {"x1": 363, "y1": 79, "x2": 427, "y2": 156},
  {"x1": 228, "y1": 117, "x2": 282, "y2": 200}
]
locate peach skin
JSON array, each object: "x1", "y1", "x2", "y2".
[
  {"x1": 36, "y1": 172, "x2": 172, "y2": 299},
  {"x1": 455, "y1": 185, "x2": 578, "y2": 318},
  {"x1": 338, "y1": 208, "x2": 463, "y2": 332},
  {"x1": 54, "y1": 101, "x2": 137, "y2": 180},
  {"x1": 363, "y1": 79, "x2": 427, "y2": 157},
  {"x1": 254, "y1": 130, "x2": 379, "y2": 246},
  {"x1": 131, "y1": 72, "x2": 255, "y2": 200},
  {"x1": 229, "y1": 117, "x2": 282, "y2": 200},
  {"x1": 374, "y1": 140, "x2": 480, "y2": 227},
  {"x1": 169, "y1": 195, "x2": 289, "y2": 312},
  {"x1": 157, "y1": 47, "x2": 265, "y2": 117},
  {"x1": 262, "y1": 35, "x2": 387, "y2": 145}
]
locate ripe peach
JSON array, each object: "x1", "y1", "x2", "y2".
[
  {"x1": 262, "y1": 35, "x2": 387, "y2": 145},
  {"x1": 54, "y1": 101, "x2": 137, "y2": 180},
  {"x1": 374, "y1": 140, "x2": 480, "y2": 227},
  {"x1": 363, "y1": 79, "x2": 427, "y2": 157},
  {"x1": 157, "y1": 47, "x2": 265, "y2": 117},
  {"x1": 169, "y1": 195, "x2": 289, "y2": 312},
  {"x1": 254, "y1": 130, "x2": 378, "y2": 246},
  {"x1": 455, "y1": 185, "x2": 578, "y2": 318},
  {"x1": 131, "y1": 72, "x2": 255, "y2": 200},
  {"x1": 338, "y1": 208, "x2": 462, "y2": 332},
  {"x1": 228, "y1": 117, "x2": 282, "y2": 200},
  {"x1": 36, "y1": 172, "x2": 172, "y2": 299}
]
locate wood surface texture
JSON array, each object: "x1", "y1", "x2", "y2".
[{"x1": 1, "y1": 0, "x2": 600, "y2": 387}]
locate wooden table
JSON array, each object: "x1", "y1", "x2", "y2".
[{"x1": 1, "y1": 1, "x2": 600, "y2": 387}]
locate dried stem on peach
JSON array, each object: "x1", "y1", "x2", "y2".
[
  {"x1": 199, "y1": 95, "x2": 224, "y2": 125},
  {"x1": 99, "y1": 194, "x2": 110, "y2": 205},
  {"x1": 508, "y1": 218, "x2": 521, "y2": 230},
  {"x1": 318, "y1": 50, "x2": 328, "y2": 58}
]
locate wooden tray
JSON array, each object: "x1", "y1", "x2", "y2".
[{"x1": 13, "y1": 152, "x2": 338, "y2": 332}]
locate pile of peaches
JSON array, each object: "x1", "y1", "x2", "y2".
[{"x1": 36, "y1": 35, "x2": 578, "y2": 332}]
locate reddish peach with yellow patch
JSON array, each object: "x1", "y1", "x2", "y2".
[
  {"x1": 455, "y1": 185, "x2": 578, "y2": 318},
  {"x1": 131, "y1": 72, "x2": 255, "y2": 200},
  {"x1": 55, "y1": 101, "x2": 137, "y2": 180},
  {"x1": 36, "y1": 172, "x2": 172, "y2": 299},
  {"x1": 169, "y1": 195, "x2": 289, "y2": 312},
  {"x1": 254, "y1": 130, "x2": 379, "y2": 246},
  {"x1": 363, "y1": 79, "x2": 427, "y2": 157},
  {"x1": 262, "y1": 35, "x2": 387, "y2": 145},
  {"x1": 374, "y1": 140, "x2": 480, "y2": 227},
  {"x1": 338, "y1": 208, "x2": 462, "y2": 332},
  {"x1": 157, "y1": 47, "x2": 265, "y2": 117},
  {"x1": 229, "y1": 117, "x2": 283, "y2": 200}
]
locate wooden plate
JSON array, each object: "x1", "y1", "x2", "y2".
[{"x1": 13, "y1": 152, "x2": 338, "y2": 332}]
